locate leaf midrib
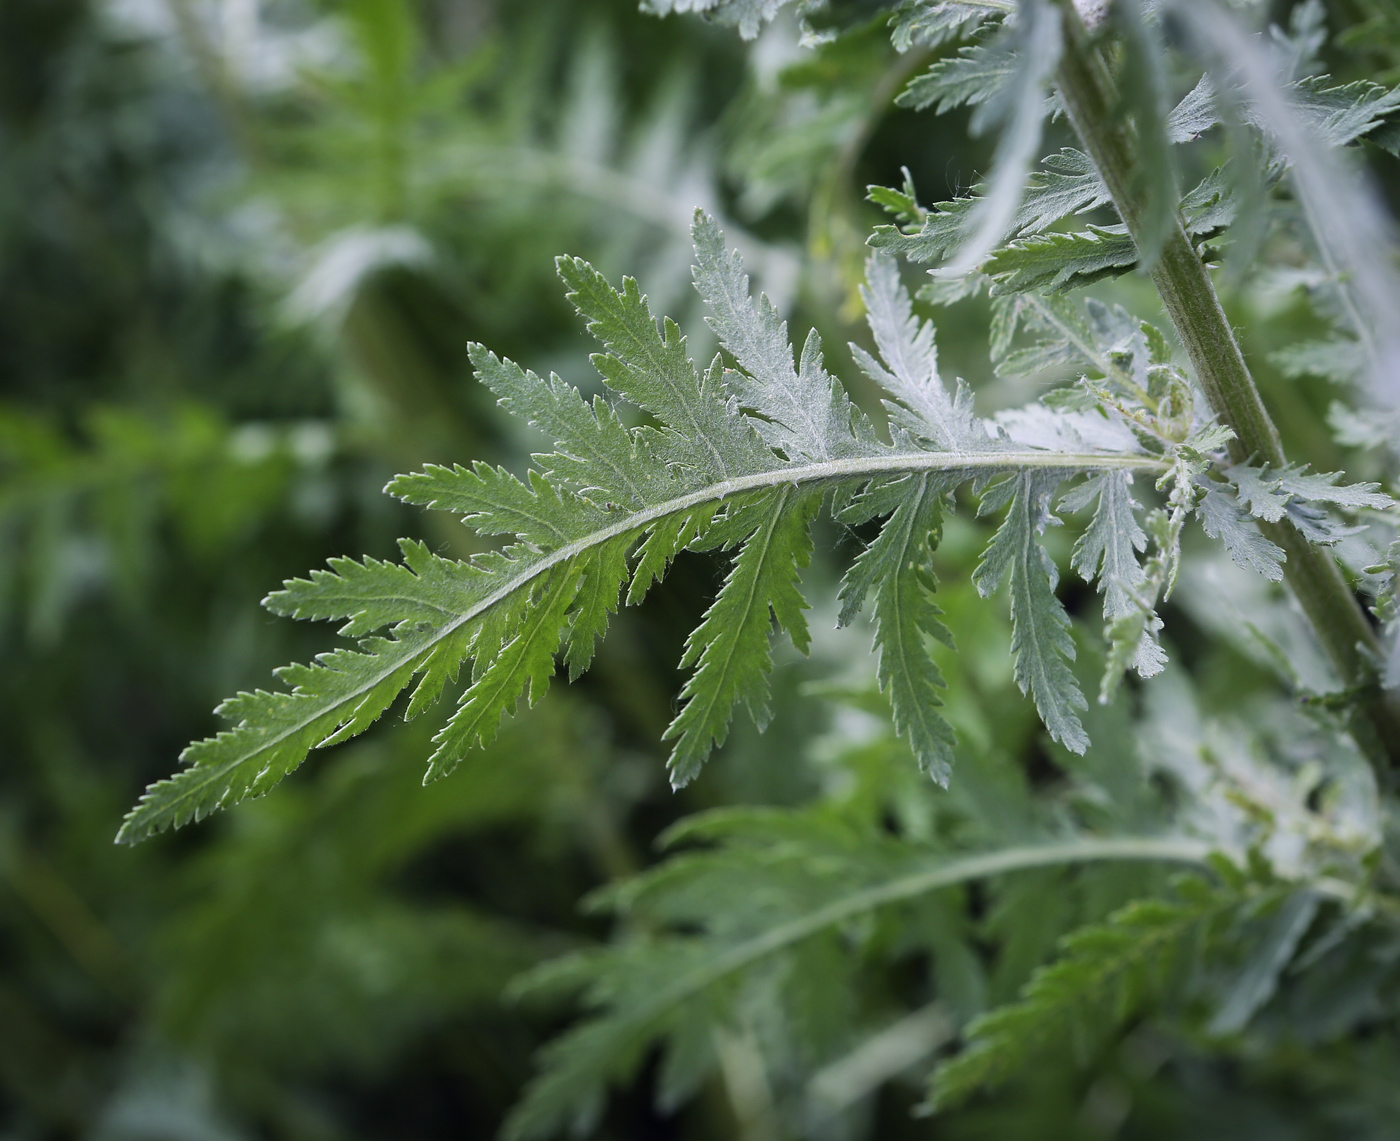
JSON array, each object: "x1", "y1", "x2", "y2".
[{"x1": 627, "y1": 836, "x2": 1212, "y2": 1029}]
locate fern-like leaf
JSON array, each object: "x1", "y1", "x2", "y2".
[
  {"x1": 981, "y1": 225, "x2": 1137, "y2": 294},
  {"x1": 974, "y1": 471, "x2": 1090, "y2": 753},
  {"x1": 1197, "y1": 489, "x2": 1286, "y2": 581},
  {"x1": 890, "y1": 0, "x2": 1005, "y2": 50},
  {"x1": 1062, "y1": 470, "x2": 1165, "y2": 677},
  {"x1": 120, "y1": 215, "x2": 1169, "y2": 843},
  {"x1": 665, "y1": 487, "x2": 818, "y2": 786},
  {"x1": 928, "y1": 872, "x2": 1272, "y2": 1110},
  {"x1": 870, "y1": 150, "x2": 1110, "y2": 265},
  {"x1": 840, "y1": 474, "x2": 957, "y2": 782},
  {"x1": 899, "y1": 43, "x2": 1019, "y2": 114},
  {"x1": 504, "y1": 825, "x2": 1210, "y2": 1140}
]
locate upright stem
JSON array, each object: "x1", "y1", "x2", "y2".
[{"x1": 1052, "y1": 4, "x2": 1400, "y2": 768}]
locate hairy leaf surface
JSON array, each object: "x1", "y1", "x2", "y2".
[{"x1": 122, "y1": 217, "x2": 1164, "y2": 841}]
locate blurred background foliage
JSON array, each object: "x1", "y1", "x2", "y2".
[{"x1": 3, "y1": 0, "x2": 1399, "y2": 1138}]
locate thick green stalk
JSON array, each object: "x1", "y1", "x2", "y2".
[{"x1": 1052, "y1": 3, "x2": 1400, "y2": 767}]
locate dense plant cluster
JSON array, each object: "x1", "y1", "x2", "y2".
[{"x1": 6, "y1": 0, "x2": 1400, "y2": 1137}]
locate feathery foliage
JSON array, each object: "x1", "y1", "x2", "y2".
[
  {"x1": 81, "y1": 0, "x2": 1400, "y2": 1135},
  {"x1": 500, "y1": 669, "x2": 1379, "y2": 1135},
  {"x1": 927, "y1": 869, "x2": 1276, "y2": 1110},
  {"x1": 124, "y1": 214, "x2": 1186, "y2": 842},
  {"x1": 503, "y1": 800, "x2": 1213, "y2": 1138}
]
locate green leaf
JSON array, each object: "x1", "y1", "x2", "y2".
[
  {"x1": 1198, "y1": 489, "x2": 1286, "y2": 581},
  {"x1": 899, "y1": 43, "x2": 1019, "y2": 114},
  {"x1": 870, "y1": 149, "x2": 1110, "y2": 270},
  {"x1": 471, "y1": 345, "x2": 663, "y2": 511},
  {"x1": 505, "y1": 831, "x2": 1211, "y2": 1140},
  {"x1": 1011, "y1": 149, "x2": 1113, "y2": 233},
  {"x1": 391, "y1": 461, "x2": 609, "y2": 544},
  {"x1": 117, "y1": 628, "x2": 456, "y2": 843},
  {"x1": 124, "y1": 219, "x2": 1168, "y2": 842},
  {"x1": 938, "y1": 0, "x2": 1063, "y2": 275},
  {"x1": 855, "y1": 252, "x2": 981, "y2": 449},
  {"x1": 889, "y1": 0, "x2": 1007, "y2": 50},
  {"x1": 981, "y1": 225, "x2": 1137, "y2": 294},
  {"x1": 1063, "y1": 471, "x2": 1148, "y2": 620},
  {"x1": 265, "y1": 540, "x2": 466, "y2": 638},
  {"x1": 556, "y1": 247, "x2": 774, "y2": 481},
  {"x1": 867, "y1": 166, "x2": 926, "y2": 228},
  {"x1": 1228, "y1": 464, "x2": 1291, "y2": 524},
  {"x1": 691, "y1": 211, "x2": 878, "y2": 462},
  {"x1": 1225, "y1": 462, "x2": 1393, "y2": 546},
  {"x1": 973, "y1": 471, "x2": 1089, "y2": 753},
  {"x1": 1271, "y1": 465, "x2": 1394, "y2": 511},
  {"x1": 839, "y1": 473, "x2": 958, "y2": 782},
  {"x1": 424, "y1": 565, "x2": 582, "y2": 781},
  {"x1": 928, "y1": 874, "x2": 1262, "y2": 1110},
  {"x1": 665, "y1": 487, "x2": 818, "y2": 787},
  {"x1": 874, "y1": 162, "x2": 1238, "y2": 294}
]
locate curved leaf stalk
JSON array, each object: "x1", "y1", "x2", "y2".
[
  {"x1": 1051, "y1": 0, "x2": 1400, "y2": 766},
  {"x1": 645, "y1": 836, "x2": 1211, "y2": 993}
]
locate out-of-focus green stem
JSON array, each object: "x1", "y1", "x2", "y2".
[{"x1": 1052, "y1": 1, "x2": 1400, "y2": 769}]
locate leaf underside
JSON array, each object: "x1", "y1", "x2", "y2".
[{"x1": 120, "y1": 219, "x2": 1167, "y2": 843}]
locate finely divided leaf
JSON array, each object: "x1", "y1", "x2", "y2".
[
  {"x1": 124, "y1": 220, "x2": 1167, "y2": 842},
  {"x1": 870, "y1": 149, "x2": 1110, "y2": 265},
  {"x1": 1198, "y1": 489, "x2": 1286, "y2": 580},
  {"x1": 1228, "y1": 464, "x2": 1291, "y2": 523},
  {"x1": 391, "y1": 462, "x2": 608, "y2": 544},
  {"x1": 1063, "y1": 471, "x2": 1147, "y2": 620},
  {"x1": 507, "y1": 823, "x2": 1211, "y2": 1140},
  {"x1": 873, "y1": 158, "x2": 1242, "y2": 295},
  {"x1": 929, "y1": 876, "x2": 1257, "y2": 1110},
  {"x1": 890, "y1": 0, "x2": 1004, "y2": 50},
  {"x1": 1270, "y1": 465, "x2": 1393, "y2": 510},
  {"x1": 1062, "y1": 472, "x2": 1165, "y2": 681},
  {"x1": 900, "y1": 43, "x2": 1019, "y2": 114},
  {"x1": 556, "y1": 252, "x2": 773, "y2": 481},
  {"x1": 117, "y1": 629, "x2": 455, "y2": 843},
  {"x1": 472, "y1": 346, "x2": 663, "y2": 510},
  {"x1": 974, "y1": 164, "x2": 1245, "y2": 295},
  {"x1": 973, "y1": 471, "x2": 1089, "y2": 753},
  {"x1": 266, "y1": 540, "x2": 468, "y2": 638},
  {"x1": 1013, "y1": 149, "x2": 1113, "y2": 233},
  {"x1": 981, "y1": 225, "x2": 1137, "y2": 294},
  {"x1": 691, "y1": 212, "x2": 876, "y2": 461},
  {"x1": 856, "y1": 252, "x2": 981, "y2": 449},
  {"x1": 425, "y1": 566, "x2": 581, "y2": 781},
  {"x1": 939, "y1": 0, "x2": 1063, "y2": 275},
  {"x1": 839, "y1": 474, "x2": 957, "y2": 782},
  {"x1": 665, "y1": 488, "x2": 818, "y2": 787},
  {"x1": 1225, "y1": 462, "x2": 1393, "y2": 549}
]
